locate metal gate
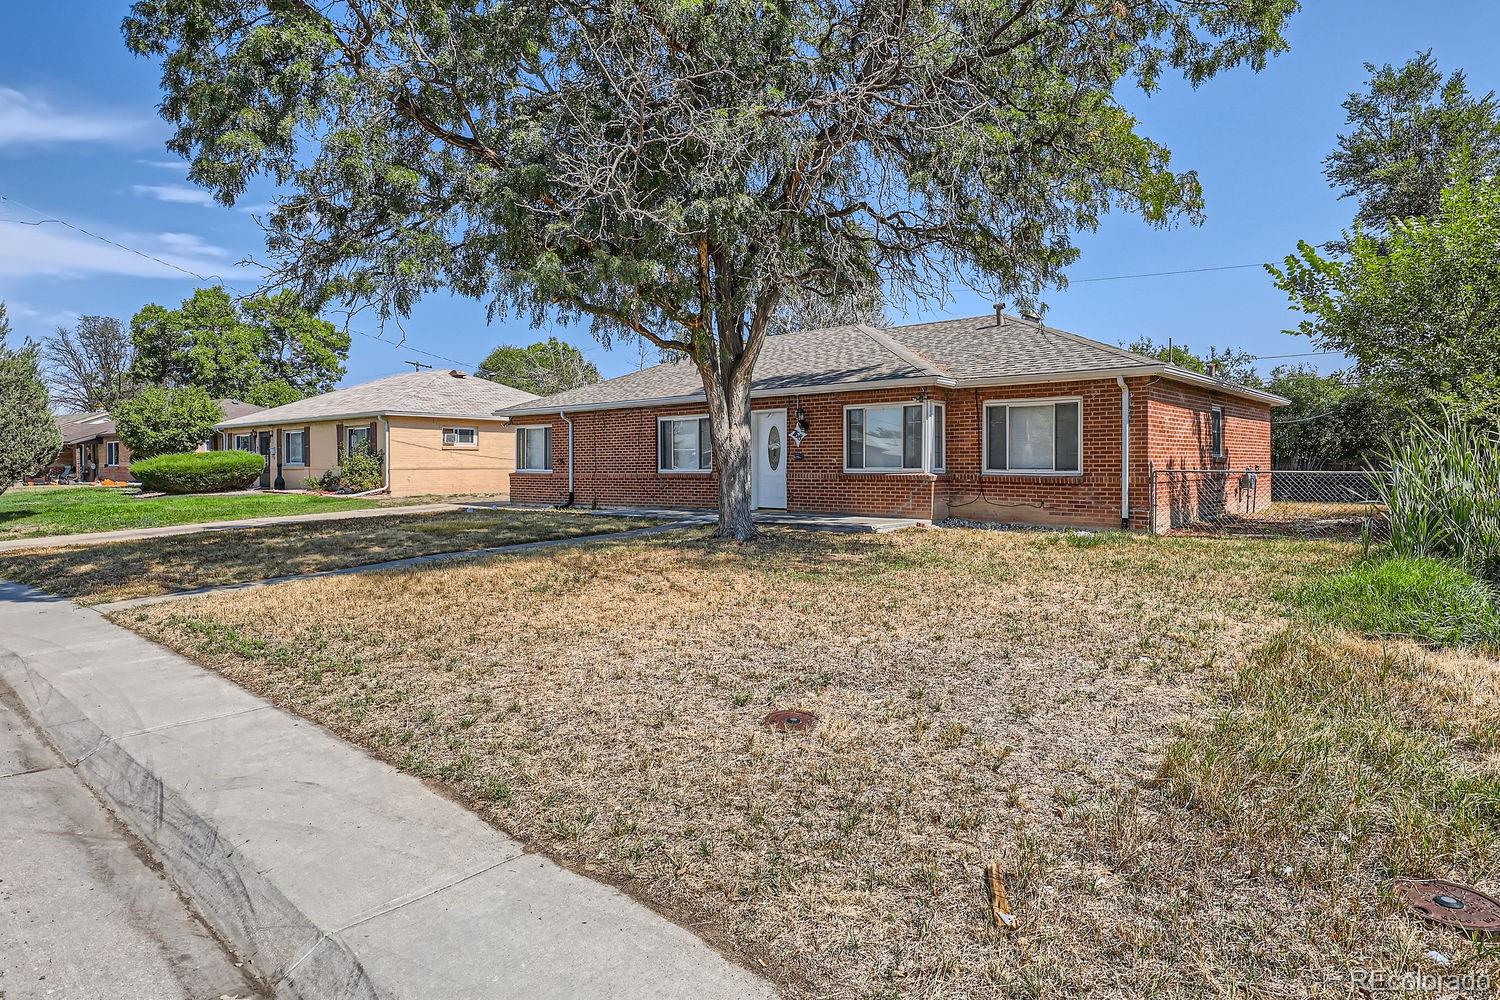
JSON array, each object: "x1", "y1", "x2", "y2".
[{"x1": 1147, "y1": 466, "x2": 1390, "y2": 539}]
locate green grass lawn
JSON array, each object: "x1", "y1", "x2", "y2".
[{"x1": 0, "y1": 485, "x2": 382, "y2": 540}]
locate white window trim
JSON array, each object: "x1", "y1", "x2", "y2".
[
  {"x1": 232, "y1": 433, "x2": 253, "y2": 452},
  {"x1": 982, "y1": 396, "x2": 1085, "y2": 477},
  {"x1": 515, "y1": 425, "x2": 552, "y2": 473},
  {"x1": 842, "y1": 401, "x2": 932, "y2": 475},
  {"x1": 106, "y1": 441, "x2": 120, "y2": 466},
  {"x1": 345, "y1": 427, "x2": 372, "y2": 453},
  {"x1": 930, "y1": 402, "x2": 946, "y2": 473},
  {"x1": 443, "y1": 426, "x2": 479, "y2": 449},
  {"x1": 282, "y1": 430, "x2": 308, "y2": 467},
  {"x1": 1210, "y1": 405, "x2": 1226, "y2": 459},
  {"x1": 656, "y1": 414, "x2": 713, "y2": 474}
]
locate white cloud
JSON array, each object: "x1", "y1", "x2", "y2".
[
  {"x1": 140, "y1": 158, "x2": 188, "y2": 170},
  {"x1": 155, "y1": 232, "x2": 229, "y2": 258},
  {"x1": 0, "y1": 221, "x2": 251, "y2": 281},
  {"x1": 0, "y1": 87, "x2": 151, "y2": 147},
  {"x1": 132, "y1": 183, "x2": 218, "y2": 207}
]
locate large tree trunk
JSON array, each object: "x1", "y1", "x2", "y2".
[{"x1": 702, "y1": 362, "x2": 757, "y2": 541}]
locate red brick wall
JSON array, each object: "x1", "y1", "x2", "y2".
[
  {"x1": 508, "y1": 375, "x2": 1273, "y2": 529},
  {"x1": 1144, "y1": 380, "x2": 1273, "y2": 530}
]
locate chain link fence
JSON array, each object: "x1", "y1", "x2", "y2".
[{"x1": 1148, "y1": 467, "x2": 1390, "y2": 540}]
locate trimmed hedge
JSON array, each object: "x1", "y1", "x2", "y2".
[{"x1": 131, "y1": 450, "x2": 265, "y2": 495}]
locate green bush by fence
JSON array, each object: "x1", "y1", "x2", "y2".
[
  {"x1": 1378, "y1": 415, "x2": 1500, "y2": 584},
  {"x1": 131, "y1": 450, "x2": 265, "y2": 495}
]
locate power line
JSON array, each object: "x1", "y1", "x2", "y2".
[{"x1": 1072, "y1": 262, "x2": 1268, "y2": 283}]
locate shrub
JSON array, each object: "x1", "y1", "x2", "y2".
[
  {"x1": 131, "y1": 450, "x2": 264, "y2": 494},
  {"x1": 1378, "y1": 414, "x2": 1500, "y2": 584},
  {"x1": 308, "y1": 444, "x2": 383, "y2": 493},
  {"x1": 0, "y1": 334, "x2": 61, "y2": 496},
  {"x1": 112, "y1": 385, "x2": 225, "y2": 459},
  {"x1": 1296, "y1": 555, "x2": 1500, "y2": 649}
]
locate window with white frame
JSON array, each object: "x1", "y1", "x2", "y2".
[
  {"x1": 443, "y1": 427, "x2": 478, "y2": 448},
  {"x1": 1210, "y1": 406, "x2": 1225, "y2": 459},
  {"x1": 345, "y1": 425, "x2": 371, "y2": 454},
  {"x1": 983, "y1": 399, "x2": 1082, "y2": 474},
  {"x1": 106, "y1": 441, "x2": 120, "y2": 466},
  {"x1": 516, "y1": 425, "x2": 552, "y2": 471},
  {"x1": 845, "y1": 403, "x2": 926, "y2": 471},
  {"x1": 657, "y1": 416, "x2": 712, "y2": 472},
  {"x1": 283, "y1": 429, "x2": 307, "y2": 466},
  {"x1": 930, "y1": 403, "x2": 946, "y2": 472},
  {"x1": 232, "y1": 433, "x2": 253, "y2": 452}
]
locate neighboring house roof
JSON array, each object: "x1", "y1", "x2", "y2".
[
  {"x1": 500, "y1": 314, "x2": 1288, "y2": 415},
  {"x1": 216, "y1": 370, "x2": 539, "y2": 429}
]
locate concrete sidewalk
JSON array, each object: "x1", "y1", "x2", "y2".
[
  {"x1": 0, "y1": 501, "x2": 462, "y2": 553},
  {"x1": 0, "y1": 584, "x2": 775, "y2": 1000},
  {"x1": 0, "y1": 688, "x2": 263, "y2": 1000}
]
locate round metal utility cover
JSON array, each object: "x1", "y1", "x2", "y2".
[
  {"x1": 763, "y1": 709, "x2": 817, "y2": 732},
  {"x1": 1393, "y1": 879, "x2": 1500, "y2": 933}
]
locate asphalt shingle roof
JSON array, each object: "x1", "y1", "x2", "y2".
[
  {"x1": 58, "y1": 399, "x2": 265, "y2": 442},
  {"x1": 217, "y1": 371, "x2": 537, "y2": 429},
  {"x1": 500, "y1": 314, "x2": 1281, "y2": 414}
]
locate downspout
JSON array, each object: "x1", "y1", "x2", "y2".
[
  {"x1": 560, "y1": 410, "x2": 575, "y2": 507},
  {"x1": 382, "y1": 417, "x2": 391, "y2": 495},
  {"x1": 1116, "y1": 377, "x2": 1131, "y2": 529}
]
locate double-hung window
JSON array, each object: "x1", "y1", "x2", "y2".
[
  {"x1": 232, "y1": 433, "x2": 253, "y2": 452},
  {"x1": 845, "y1": 403, "x2": 928, "y2": 471},
  {"x1": 106, "y1": 441, "x2": 120, "y2": 466},
  {"x1": 516, "y1": 425, "x2": 552, "y2": 471},
  {"x1": 345, "y1": 425, "x2": 371, "y2": 455},
  {"x1": 984, "y1": 399, "x2": 1082, "y2": 474},
  {"x1": 283, "y1": 430, "x2": 307, "y2": 466},
  {"x1": 1210, "y1": 406, "x2": 1225, "y2": 459},
  {"x1": 658, "y1": 416, "x2": 712, "y2": 472}
]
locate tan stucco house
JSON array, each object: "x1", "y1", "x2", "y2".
[{"x1": 215, "y1": 369, "x2": 538, "y2": 495}]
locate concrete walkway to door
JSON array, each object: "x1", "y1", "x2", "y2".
[{"x1": 0, "y1": 583, "x2": 776, "y2": 1000}]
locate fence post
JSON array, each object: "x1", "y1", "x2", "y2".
[{"x1": 1147, "y1": 461, "x2": 1157, "y2": 535}]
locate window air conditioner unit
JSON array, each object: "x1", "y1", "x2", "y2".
[{"x1": 443, "y1": 431, "x2": 457, "y2": 445}]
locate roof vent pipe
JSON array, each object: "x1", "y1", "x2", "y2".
[
  {"x1": 994, "y1": 303, "x2": 1007, "y2": 327},
  {"x1": 1020, "y1": 309, "x2": 1043, "y2": 325}
]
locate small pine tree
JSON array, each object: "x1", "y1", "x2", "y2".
[{"x1": 0, "y1": 303, "x2": 64, "y2": 494}]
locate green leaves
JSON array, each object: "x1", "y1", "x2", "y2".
[
  {"x1": 0, "y1": 320, "x2": 61, "y2": 494},
  {"x1": 129, "y1": 287, "x2": 348, "y2": 402},
  {"x1": 111, "y1": 384, "x2": 226, "y2": 459}
]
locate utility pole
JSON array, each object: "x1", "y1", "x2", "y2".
[{"x1": 403, "y1": 360, "x2": 432, "y2": 373}]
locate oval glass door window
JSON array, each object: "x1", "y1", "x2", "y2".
[{"x1": 767, "y1": 425, "x2": 782, "y2": 471}]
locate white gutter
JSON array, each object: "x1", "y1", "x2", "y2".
[
  {"x1": 215, "y1": 409, "x2": 521, "y2": 431},
  {"x1": 560, "y1": 410, "x2": 575, "y2": 504},
  {"x1": 1116, "y1": 377, "x2": 1131, "y2": 528}
]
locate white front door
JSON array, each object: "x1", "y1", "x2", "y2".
[{"x1": 752, "y1": 410, "x2": 788, "y2": 509}]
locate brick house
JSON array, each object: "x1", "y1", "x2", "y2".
[
  {"x1": 498, "y1": 314, "x2": 1286, "y2": 530},
  {"x1": 43, "y1": 400, "x2": 263, "y2": 483}
]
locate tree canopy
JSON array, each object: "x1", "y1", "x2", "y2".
[
  {"x1": 1124, "y1": 336, "x2": 1262, "y2": 387},
  {"x1": 0, "y1": 302, "x2": 64, "y2": 493},
  {"x1": 479, "y1": 338, "x2": 600, "y2": 396},
  {"x1": 126, "y1": 0, "x2": 1296, "y2": 537},
  {"x1": 43, "y1": 315, "x2": 137, "y2": 412},
  {"x1": 130, "y1": 287, "x2": 349, "y2": 405},
  {"x1": 1271, "y1": 161, "x2": 1500, "y2": 424},
  {"x1": 1326, "y1": 51, "x2": 1500, "y2": 233},
  {"x1": 1262, "y1": 366, "x2": 1398, "y2": 470},
  {"x1": 111, "y1": 385, "x2": 226, "y2": 460}
]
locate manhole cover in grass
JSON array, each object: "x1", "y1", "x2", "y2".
[
  {"x1": 763, "y1": 709, "x2": 818, "y2": 732},
  {"x1": 1394, "y1": 879, "x2": 1500, "y2": 933}
]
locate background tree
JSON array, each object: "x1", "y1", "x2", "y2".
[
  {"x1": 1271, "y1": 160, "x2": 1500, "y2": 424},
  {"x1": 0, "y1": 302, "x2": 64, "y2": 493},
  {"x1": 130, "y1": 287, "x2": 349, "y2": 403},
  {"x1": 479, "y1": 337, "x2": 601, "y2": 396},
  {"x1": 774, "y1": 286, "x2": 889, "y2": 334},
  {"x1": 43, "y1": 315, "x2": 136, "y2": 411},
  {"x1": 111, "y1": 385, "x2": 226, "y2": 459},
  {"x1": 1263, "y1": 366, "x2": 1398, "y2": 469},
  {"x1": 1327, "y1": 52, "x2": 1500, "y2": 234},
  {"x1": 1124, "y1": 336, "x2": 1263, "y2": 387},
  {"x1": 126, "y1": 0, "x2": 1295, "y2": 539}
]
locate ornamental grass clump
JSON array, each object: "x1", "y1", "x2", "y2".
[{"x1": 1378, "y1": 414, "x2": 1500, "y2": 585}]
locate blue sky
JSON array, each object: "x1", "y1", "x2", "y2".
[{"x1": 3, "y1": 2, "x2": 1498, "y2": 387}]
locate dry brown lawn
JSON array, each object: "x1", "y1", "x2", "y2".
[
  {"x1": 113, "y1": 527, "x2": 1497, "y2": 998},
  {"x1": 0, "y1": 508, "x2": 656, "y2": 604}
]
